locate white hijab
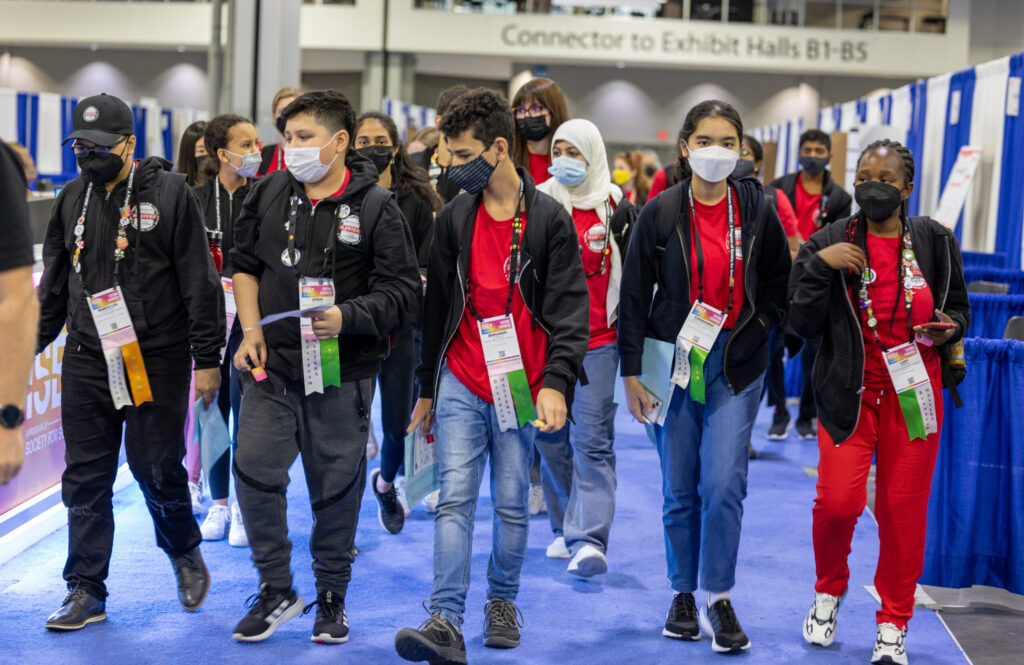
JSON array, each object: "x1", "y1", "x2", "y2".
[{"x1": 537, "y1": 118, "x2": 625, "y2": 327}]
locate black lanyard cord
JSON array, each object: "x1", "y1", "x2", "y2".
[
  {"x1": 467, "y1": 181, "x2": 526, "y2": 321},
  {"x1": 687, "y1": 185, "x2": 738, "y2": 316}
]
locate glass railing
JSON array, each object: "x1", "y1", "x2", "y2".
[{"x1": 412, "y1": 0, "x2": 948, "y2": 34}]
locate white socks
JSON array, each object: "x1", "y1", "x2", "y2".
[{"x1": 708, "y1": 590, "x2": 731, "y2": 607}]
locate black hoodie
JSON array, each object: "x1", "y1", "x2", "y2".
[
  {"x1": 230, "y1": 152, "x2": 420, "y2": 385},
  {"x1": 618, "y1": 177, "x2": 792, "y2": 393},
  {"x1": 38, "y1": 156, "x2": 226, "y2": 369}
]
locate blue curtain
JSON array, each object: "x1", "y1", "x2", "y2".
[
  {"x1": 962, "y1": 250, "x2": 1008, "y2": 269},
  {"x1": 964, "y1": 268, "x2": 1024, "y2": 293},
  {"x1": 906, "y1": 80, "x2": 928, "y2": 217},
  {"x1": 995, "y1": 53, "x2": 1024, "y2": 270},
  {"x1": 968, "y1": 293, "x2": 1024, "y2": 338},
  {"x1": 132, "y1": 105, "x2": 147, "y2": 159},
  {"x1": 162, "y1": 109, "x2": 174, "y2": 161},
  {"x1": 941, "y1": 68, "x2": 977, "y2": 242},
  {"x1": 922, "y1": 338, "x2": 1024, "y2": 594}
]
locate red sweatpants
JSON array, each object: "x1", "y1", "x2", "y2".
[{"x1": 813, "y1": 381, "x2": 943, "y2": 629}]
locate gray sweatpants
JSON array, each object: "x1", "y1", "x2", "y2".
[{"x1": 233, "y1": 372, "x2": 373, "y2": 595}]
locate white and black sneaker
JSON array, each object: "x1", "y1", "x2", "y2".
[
  {"x1": 305, "y1": 590, "x2": 349, "y2": 644},
  {"x1": 663, "y1": 592, "x2": 700, "y2": 641},
  {"x1": 231, "y1": 584, "x2": 303, "y2": 642},
  {"x1": 872, "y1": 622, "x2": 908, "y2": 665},
  {"x1": 699, "y1": 598, "x2": 751, "y2": 653},
  {"x1": 803, "y1": 591, "x2": 843, "y2": 647},
  {"x1": 767, "y1": 410, "x2": 791, "y2": 440},
  {"x1": 371, "y1": 468, "x2": 405, "y2": 535}
]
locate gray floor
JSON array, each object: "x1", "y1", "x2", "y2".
[{"x1": 941, "y1": 607, "x2": 1024, "y2": 665}]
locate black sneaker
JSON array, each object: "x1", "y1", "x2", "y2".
[
  {"x1": 231, "y1": 584, "x2": 303, "y2": 642},
  {"x1": 768, "y1": 410, "x2": 791, "y2": 440},
  {"x1": 796, "y1": 419, "x2": 817, "y2": 440},
  {"x1": 699, "y1": 598, "x2": 751, "y2": 653},
  {"x1": 45, "y1": 587, "x2": 106, "y2": 631},
  {"x1": 482, "y1": 598, "x2": 523, "y2": 649},
  {"x1": 304, "y1": 590, "x2": 349, "y2": 644},
  {"x1": 663, "y1": 592, "x2": 700, "y2": 640},
  {"x1": 395, "y1": 603, "x2": 467, "y2": 664},
  {"x1": 169, "y1": 545, "x2": 210, "y2": 611},
  {"x1": 371, "y1": 468, "x2": 405, "y2": 535}
]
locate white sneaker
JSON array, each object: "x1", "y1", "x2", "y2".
[
  {"x1": 394, "y1": 475, "x2": 412, "y2": 518},
  {"x1": 546, "y1": 536, "x2": 570, "y2": 559},
  {"x1": 366, "y1": 422, "x2": 379, "y2": 460},
  {"x1": 803, "y1": 592, "x2": 842, "y2": 647},
  {"x1": 529, "y1": 483, "x2": 546, "y2": 516},
  {"x1": 200, "y1": 504, "x2": 230, "y2": 541},
  {"x1": 567, "y1": 544, "x2": 608, "y2": 577},
  {"x1": 188, "y1": 481, "x2": 203, "y2": 514},
  {"x1": 422, "y1": 489, "x2": 440, "y2": 514},
  {"x1": 228, "y1": 502, "x2": 249, "y2": 547},
  {"x1": 872, "y1": 622, "x2": 908, "y2": 665}
]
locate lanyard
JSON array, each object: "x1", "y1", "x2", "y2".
[
  {"x1": 285, "y1": 195, "x2": 335, "y2": 280},
  {"x1": 209, "y1": 178, "x2": 224, "y2": 249},
  {"x1": 467, "y1": 180, "x2": 526, "y2": 320},
  {"x1": 852, "y1": 220, "x2": 915, "y2": 351},
  {"x1": 687, "y1": 185, "x2": 739, "y2": 315},
  {"x1": 584, "y1": 199, "x2": 613, "y2": 278},
  {"x1": 72, "y1": 163, "x2": 137, "y2": 290}
]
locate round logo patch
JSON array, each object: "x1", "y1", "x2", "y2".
[
  {"x1": 337, "y1": 214, "x2": 361, "y2": 245},
  {"x1": 131, "y1": 202, "x2": 160, "y2": 232},
  {"x1": 281, "y1": 248, "x2": 301, "y2": 267},
  {"x1": 82, "y1": 106, "x2": 100, "y2": 123},
  {"x1": 584, "y1": 223, "x2": 607, "y2": 253}
]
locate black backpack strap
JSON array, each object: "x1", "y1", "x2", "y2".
[{"x1": 653, "y1": 185, "x2": 685, "y2": 278}]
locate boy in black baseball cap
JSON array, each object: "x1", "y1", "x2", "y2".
[{"x1": 37, "y1": 92, "x2": 225, "y2": 630}]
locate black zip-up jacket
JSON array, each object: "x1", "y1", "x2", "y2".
[
  {"x1": 416, "y1": 168, "x2": 589, "y2": 408},
  {"x1": 231, "y1": 152, "x2": 420, "y2": 385},
  {"x1": 618, "y1": 176, "x2": 792, "y2": 393},
  {"x1": 787, "y1": 215, "x2": 970, "y2": 444},
  {"x1": 192, "y1": 176, "x2": 251, "y2": 277},
  {"x1": 38, "y1": 157, "x2": 225, "y2": 369},
  {"x1": 771, "y1": 170, "x2": 852, "y2": 230}
]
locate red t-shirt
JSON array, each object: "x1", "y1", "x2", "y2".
[
  {"x1": 774, "y1": 188, "x2": 800, "y2": 238},
  {"x1": 857, "y1": 234, "x2": 941, "y2": 389},
  {"x1": 446, "y1": 204, "x2": 548, "y2": 404},
  {"x1": 310, "y1": 167, "x2": 351, "y2": 207},
  {"x1": 572, "y1": 207, "x2": 617, "y2": 349},
  {"x1": 528, "y1": 152, "x2": 551, "y2": 186},
  {"x1": 648, "y1": 168, "x2": 668, "y2": 200},
  {"x1": 795, "y1": 173, "x2": 823, "y2": 241},
  {"x1": 688, "y1": 188, "x2": 745, "y2": 329}
]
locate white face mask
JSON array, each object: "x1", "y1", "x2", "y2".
[
  {"x1": 225, "y1": 149, "x2": 262, "y2": 178},
  {"x1": 285, "y1": 131, "x2": 341, "y2": 183},
  {"x1": 687, "y1": 145, "x2": 739, "y2": 183}
]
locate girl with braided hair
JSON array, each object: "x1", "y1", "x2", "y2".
[{"x1": 788, "y1": 139, "x2": 970, "y2": 665}]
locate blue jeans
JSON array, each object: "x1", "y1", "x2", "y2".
[
  {"x1": 430, "y1": 367, "x2": 536, "y2": 626},
  {"x1": 535, "y1": 342, "x2": 618, "y2": 554},
  {"x1": 654, "y1": 331, "x2": 764, "y2": 594}
]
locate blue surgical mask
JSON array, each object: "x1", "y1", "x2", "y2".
[
  {"x1": 447, "y1": 146, "x2": 496, "y2": 195},
  {"x1": 548, "y1": 156, "x2": 587, "y2": 187}
]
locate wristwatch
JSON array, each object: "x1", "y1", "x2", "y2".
[{"x1": 0, "y1": 405, "x2": 25, "y2": 429}]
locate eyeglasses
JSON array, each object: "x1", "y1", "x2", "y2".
[
  {"x1": 71, "y1": 137, "x2": 126, "y2": 157},
  {"x1": 513, "y1": 104, "x2": 548, "y2": 120}
]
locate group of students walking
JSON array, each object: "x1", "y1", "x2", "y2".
[{"x1": 27, "y1": 74, "x2": 968, "y2": 665}]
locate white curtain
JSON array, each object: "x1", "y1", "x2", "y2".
[
  {"x1": 865, "y1": 93, "x2": 887, "y2": 127},
  {"x1": 774, "y1": 122, "x2": 788, "y2": 177},
  {"x1": 967, "y1": 56, "x2": 1010, "y2": 252},
  {"x1": 0, "y1": 88, "x2": 17, "y2": 142},
  {"x1": 889, "y1": 83, "x2": 914, "y2": 135},
  {"x1": 840, "y1": 101, "x2": 859, "y2": 132},
  {"x1": 35, "y1": 92, "x2": 63, "y2": 175},
  {"x1": 918, "y1": 72, "x2": 951, "y2": 218}
]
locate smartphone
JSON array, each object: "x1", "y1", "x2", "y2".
[
  {"x1": 641, "y1": 396, "x2": 663, "y2": 424},
  {"x1": 918, "y1": 321, "x2": 957, "y2": 331}
]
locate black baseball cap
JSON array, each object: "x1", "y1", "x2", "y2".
[{"x1": 62, "y1": 93, "x2": 134, "y2": 147}]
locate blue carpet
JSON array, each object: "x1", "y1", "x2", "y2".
[{"x1": 0, "y1": 400, "x2": 968, "y2": 665}]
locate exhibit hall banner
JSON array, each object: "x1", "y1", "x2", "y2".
[{"x1": 0, "y1": 333, "x2": 67, "y2": 518}]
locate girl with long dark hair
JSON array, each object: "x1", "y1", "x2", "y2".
[
  {"x1": 789, "y1": 139, "x2": 969, "y2": 665},
  {"x1": 354, "y1": 111, "x2": 442, "y2": 534},
  {"x1": 175, "y1": 120, "x2": 208, "y2": 187},
  {"x1": 511, "y1": 77, "x2": 569, "y2": 186},
  {"x1": 618, "y1": 99, "x2": 791, "y2": 653}
]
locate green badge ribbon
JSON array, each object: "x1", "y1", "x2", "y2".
[
  {"x1": 507, "y1": 367, "x2": 537, "y2": 427},
  {"x1": 320, "y1": 338, "x2": 341, "y2": 389},
  {"x1": 688, "y1": 346, "x2": 709, "y2": 405},
  {"x1": 896, "y1": 388, "x2": 928, "y2": 441}
]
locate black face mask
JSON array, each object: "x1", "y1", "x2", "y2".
[
  {"x1": 732, "y1": 159, "x2": 757, "y2": 179},
  {"x1": 356, "y1": 145, "x2": 395, "y2": 176},
  {"x1": 799, "y1": 155, "x2": 829, "y2": 177},
  {"x1": 644, "y1": 165, "x2": 657, "y2": 178},
  {"x1": 517, "y1": 116, "x2": 549, "y2": 142},
  {"x1": 855, "y1": 181, "x2": 904, "y2": 221},
  {"x1": 76, "y1": 152, "x2": 124, "y2": 187}
]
